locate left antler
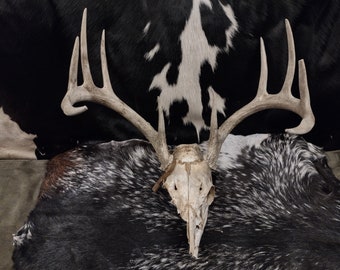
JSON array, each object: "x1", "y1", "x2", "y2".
[
  {"x1": 206, "y1": 19, "x2": 315, "y2": 168},
  {"x1": 61, "y1": 9, "x2": 171, "y2": 169}
]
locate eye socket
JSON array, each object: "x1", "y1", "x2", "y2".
[
  {"x1": 174, "y1": 185, "x2": 177, "y2": 190},
  {"x1": 199, "y1": 185, "x2": 202, "y2": 191}
]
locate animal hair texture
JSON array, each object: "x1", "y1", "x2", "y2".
[{"x1": 13, "y1": 134, "x2": 340, "y2": 269}]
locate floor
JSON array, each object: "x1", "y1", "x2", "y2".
[{"x1": 0, "y1": 160, "x2": 47, "y2": 270}]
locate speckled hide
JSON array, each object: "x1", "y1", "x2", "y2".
[{"x1": 12, "y1": 134, "x2": 340, "y2": 269}]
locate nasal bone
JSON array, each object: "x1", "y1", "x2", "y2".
[{"x1": 187, "y1": 207, "x2": 204, "y2": 258}]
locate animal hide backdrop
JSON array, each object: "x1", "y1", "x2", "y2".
[
  {"x1": 12, "y1": 133, "x2": 340, "y2": 269},
  {"x1": 1, "y1": 1, "x2": 340, "y2": 160},
  {"x1": 5, "y1": 0, "x2": 340, "y2": 267}
]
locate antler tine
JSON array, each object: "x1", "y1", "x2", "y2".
[
  {"x1": 80, "y1": 9, "x2": 96, "y2": 90},
  {"x1": 281, "y1": 19, "x2": 295, "y2": 96},
  {"x1": 206, "y1": 19, "x2": 315, "y2": 168},
  {"x1": 61, "y1": 8, "x2": 171, "y2": 169},
  {"x1": 61, "y1": 36, "x2": 88, "y2": 115},
  {"x1": 256, "y1": 37, "x2": 268, "y2": 96}
]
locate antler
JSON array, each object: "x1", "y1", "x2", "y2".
[
  {"x1": 61, "y1": 9, "x2": 171, "y2": 169},
  {"x1": 206, "y1": 19, "x2": 315, "y2": 168}
]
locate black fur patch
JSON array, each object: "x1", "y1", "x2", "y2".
[{"x1": 13, "y1": 134, "x2": 340, "y2": 269}]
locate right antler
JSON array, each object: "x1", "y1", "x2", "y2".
[
  {"x1": 206, "y1": 20, "x2": 315, "y2": 168},
  {"x1": 61, "y1": 9, "x2": 171, "y2": 169}
]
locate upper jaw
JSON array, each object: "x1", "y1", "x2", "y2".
[{"x1": 187, "y1": 206, "x2": 208, "y2": 258}]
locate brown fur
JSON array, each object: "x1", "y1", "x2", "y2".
[{"x1": 38, "y1": 151, "x2": 76, "y2": 199}]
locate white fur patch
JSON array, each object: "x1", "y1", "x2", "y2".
[
  {"x1": 145, "y1": 43, "x2": 160, "y2": 61},
  {"x1": 219, "y1": 1, "x2": 238, "y2": 51},
  {"x1": 149, "y1": 0, "x2": 238, "y2": 138},
  {"x1": 13, "y1": 222, "x2": 33, "y2": 247},
  {"x1": 201, "y1": 133, "x2": 269, "y2": 169},
  {"x1": 143, "y1": 21, "x2": 151, "y2": 35}
]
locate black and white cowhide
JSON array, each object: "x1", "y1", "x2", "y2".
[
  {"x1": 2, "y1": 1, "x2": 340, "y2": 158},
  {"x1": 12, "y1": 134, "x2": 340, "y2": 269}
]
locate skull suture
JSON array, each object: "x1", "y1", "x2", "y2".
[{"x1": 162, "y1": 144, "x2": 215, "y2": 258}]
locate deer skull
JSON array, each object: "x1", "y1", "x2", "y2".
[
  {"x1": 162, "y1": 144, "x2": 215, "y2": 258},
  {"x1": 61, "y1": 9, "x2": 314, "y2": 258}
]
